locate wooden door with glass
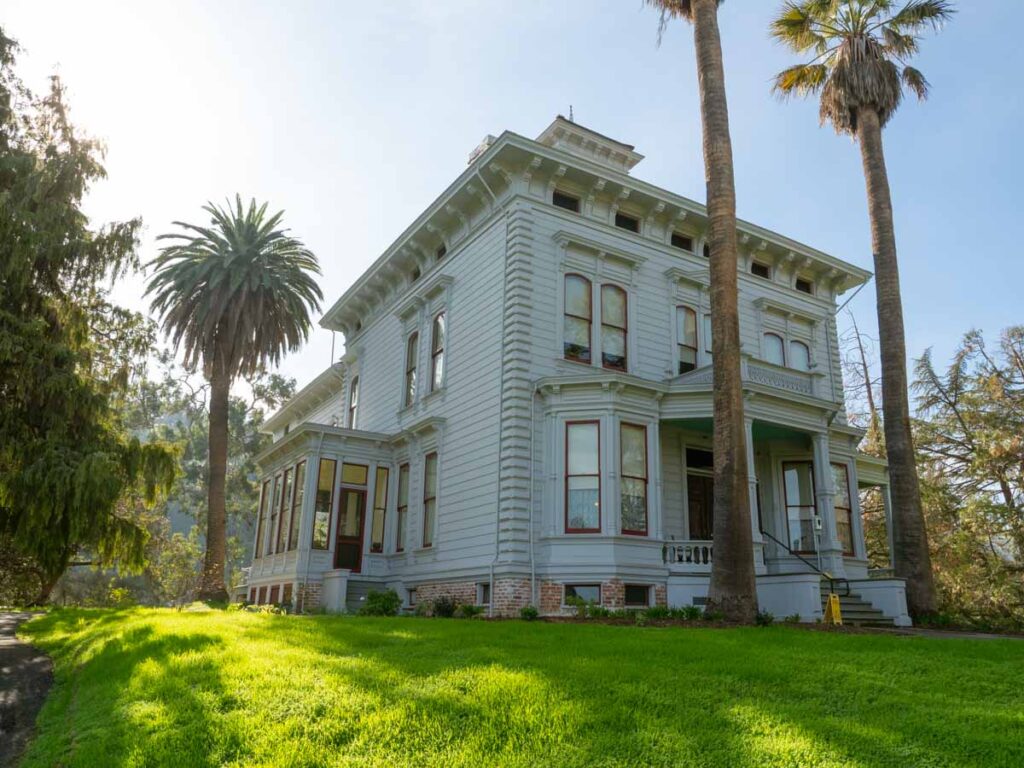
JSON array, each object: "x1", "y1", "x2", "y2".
[{"x1": 334, "y1": 463, "x2": 369, "y2": 572}]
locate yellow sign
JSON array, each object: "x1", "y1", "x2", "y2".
[{"x1": 824, "y1": 592, "x2": 843, "y2": 625}]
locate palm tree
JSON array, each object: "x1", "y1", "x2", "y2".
[
  {"x1": 147, "y1": 196, "x2": 322, "y2": 601},
  {"x1": 770, "y1": 0, "x2": 953, "y2": 617},
  {"x1": 646, "y1": 0, "x2": 757, "y2": 623}
]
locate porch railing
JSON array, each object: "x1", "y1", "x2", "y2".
[{"x1": 663, "y1": 540, "x2": 713, "y2": 569}]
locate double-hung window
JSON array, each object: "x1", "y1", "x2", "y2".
[
  {"x1": 404, "y1": 332, "x2": 418, "y2": 407},
  {"x1": 764, "y1": 333, "x2": 786, "y2": 366},
  {"x1": 348, "y1": 377, "x2": 359, "y2": 427},
  {"x1": 564, "y1": 274, "x2": 592, "y2": 364},
  {"x1": 422, "y1": 453, "x2": 438, "y2": 548},
  {"x1": 255, "y1": 479, "x2": 271, "y2": 557},
  {"x1": 276, "y1": 468, "x2": 293, "y2": 553},
  {"x1": 832, "y1": 464, "x2": 854, "y2": 555},
  {"x1": 600, "y1": 285, "x2": 627, "y2": 371},
  {"x1": 287, "y1": 461, "x2": 305, "y2": 550},
  {"x1": 566, "y1": 422, "x2": 601, "y2": 533},
  {"x1": 269, "y1": 474, "x2": 283, "y2": 554},
  {"x1": 311, "y1": 458, "x2": 335, "y2": 549},
  {"x1": 620, "y1": 424, "x2": 648, "y2": 535},
  {"x1": 676, "y1": 306, "x2": 698, "y2": 374},
  {"x1": 431, "y1": 312, "x2": 446, "y2": 391},
  {"x1": 370, "y1": 466, "x2": 389, "y2": 553},
  {"x1": 396, "y1": 463, "x2": 409, "y2": 552},
  {"x1": 783, "y1": 461, "x2": 816, "y2": 553}
]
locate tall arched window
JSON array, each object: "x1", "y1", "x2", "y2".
[
  {"x1": 763, "y1": 333, "x2": 785, "y2": 366},
  {"x1": 404, "y1": 332, "x2": 418, "y2": 407},
  {"x1": 564, "y1": 274, "x2": 592, "y2": 363},
  {"x1": 601, "y1": 284, "x2": 627, "y2": 371},
  {"x1": 676, "y1": 306, "x2": 698, "y2": 374},
  {"x1": 431, "y1": 312, "x2": 446, "y2": 391},
  {"x1": 348, "y1": 376, "x2": 359, "y2": 428},
  {"x1": 790, "y1": 340, "x2": 811, "y2": 372}
]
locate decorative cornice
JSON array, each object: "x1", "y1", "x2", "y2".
[
  {"x1": 754, "y1": 297, "x2": 822, "y2": 326},
  {"x1": 553, "y1": 229, "x2": 647, "y2": 268}
]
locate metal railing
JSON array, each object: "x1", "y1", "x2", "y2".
[{"x1": 760, "y1": 528, "x2": 849, "y2": 597}]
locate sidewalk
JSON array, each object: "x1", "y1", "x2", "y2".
[{"x1": 0, "y1": 613, "x2": 53, "y2": 767}]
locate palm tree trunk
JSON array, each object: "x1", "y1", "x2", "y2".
[
  {"x1": 692, "y1": 0, "x2": 757, "y2": 623},
  {"x1": 855, "y1": 107, "x2": 937, "y2": 617},
  {"x1": 198, "y1": 366, "x2": 230, "y2": 602}
]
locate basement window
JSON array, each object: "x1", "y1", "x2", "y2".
[
  {"x1": 796, "y1": 277, "x2": 814, "y2": 295},
  {"x1": 552, "y1": 190, "x2": 580, "y2": 213},
  {"x1": 751, "y1": 262, "x2": 771, "y2": 279},
  {"x1": 477, "y1": 583, "x2": 491, "y2": 606},
  {"x1": 408, "y1": 588, "x2": 417, "y2": 606},
  {"x1": 624, "y1": 585, "x2": 650, "y2": 608},
  {"x1": 614, "y1": 212, "x2": 640, "y2": 233},
  {"x1": 565, "y1": 584, "x2": 601, "y2": 605},
  {"x1": 671, "y1": 232, "x2": 694, "y2": 251}
]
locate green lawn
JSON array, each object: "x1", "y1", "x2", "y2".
[{"x1": 17, "y1": 610, "x2": 1024, "y2": 767}]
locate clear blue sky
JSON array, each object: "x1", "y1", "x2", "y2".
[{"x1": 6, "y1": 1, "x2": 1022, "y2": 391}]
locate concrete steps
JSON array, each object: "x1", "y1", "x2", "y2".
[{"x1": 820, "y1": 584, "x2": 894, "y2": 627}]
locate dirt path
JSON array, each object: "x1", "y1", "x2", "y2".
[{"x1": 0, "y1": 613, "x2": 53, "y2": 767}]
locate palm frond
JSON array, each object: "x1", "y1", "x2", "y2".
[
  {"x1": 887, "y1": 0, "x2": 955, "y2": 34},
  {"x1": 902, "y1": 65, "x2": 930, "y2": 100},
  {"x1": 772, "y1": 63, "x2": 829, "y2": 98}
]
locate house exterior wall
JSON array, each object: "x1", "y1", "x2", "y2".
[{"x1": 248, "y1": 118, "x2": 895, "y2": 622}]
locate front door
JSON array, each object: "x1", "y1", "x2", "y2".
[{"x1": 335, "y1": 488, "x2": 366, "y2": 572}]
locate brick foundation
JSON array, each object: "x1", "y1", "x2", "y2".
[
  {"x1": 414, "y1": 580, "x2": 479, "y2": 608},
  {"x1": 540, "y1": 580, "x2": 562, "y2": 615},
  {"x1": 602, "y1": 579, "x2": 625, "y2": 610},
  {"x1": 492, "y1": 578, "x2": 530, "y2": 617},
  {"x1": 654, "y1": 584, "x2": 667, "y2": 608},
  {"x1": 295, "y1": 581, "x2": 322, "y2": 613}
]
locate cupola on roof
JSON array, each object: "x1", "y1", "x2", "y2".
[{"x1": 535, "y1": 115, "x2": 644, "y2": 174}]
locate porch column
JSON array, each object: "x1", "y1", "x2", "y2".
[
  {"x1": 744, "y1": 417, "x2": 765, "y2": 573},
  {"x1": 882, "y1": 483, "x2": 895, "y2": 571},
  {"x1": 811, "y1": 432, "x2": 845, "y2": 577}
]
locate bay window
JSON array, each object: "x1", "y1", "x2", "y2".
[
  {"x1": 287, "y1": 461, "x2": 305, "y2": 550},
  {"x1": 396, "y1": 463, "x2": 409, "y2": 552},
  {"x1": 255, "y1": 479, "x2": 271, "y2": 557},
  {"x1": 275, "y1": 468, "x2": 293, "y2": 553},
  {"x1": 676, "y1": 306, "x2": 698, "y2": 374},
  {"x1": 620, "y1": 423, "x2": 648, "y2": 535},
  {"x1": 370, "y1": 466, "x2": 389, "y2": 553},
  {"x1": 566, "y1": 421, "x2": 601, "y2": 533},
  {"x1": 269, "y1": 474, "x2": 283, "y2": 554},
  {"x1": 311, "y1": 458, "x2": 335, "y2": 549},
  {"x1": 601, "y1": 284, "x2": 627, "y2": 371},
  {"x1": 564, "y1": 274, "x2": 592, "y2": 363}
]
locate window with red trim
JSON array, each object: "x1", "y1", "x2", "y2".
[
  {"x1": 566, "y1": 422, "x2": 600, "y2": 533},
  {"x1": 564, "y1": 274, "x2": 592, "y2": 363},
  {"x1": 620, "y1": 423, "x2": 648, "y2": 535}
]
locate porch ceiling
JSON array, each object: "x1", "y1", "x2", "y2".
[{"x1": 660, "y1": 418, "x2": 809, "y2": 443}]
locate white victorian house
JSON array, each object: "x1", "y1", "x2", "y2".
[{"x1": 245, "y1": 116, "x2": 910, "y2": 626}]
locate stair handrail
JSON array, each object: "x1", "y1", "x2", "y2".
[{"x1": 760, "y1": 528, "x2": 849, "y2": 597}]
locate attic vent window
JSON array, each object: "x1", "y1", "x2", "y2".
[
  {"x1": 552, "y1": 190, "x2": 580, "y2": 213},
  {"x1": 751, "y1": 262, "x2": 771, "y2": 279},
  {"x1": 702, "y1": 243, "x2": 711, "y2": 259},
  {"x1": 795, "y1": 277, "x2": 814, "y2": 295},
  {"x1": 614, "y1": 212, "x2": 639, "y2": 233},
  {"x1": 411, "y1": 266, "x2": 421, "y2": 282},
  {"x1": 671, "y1": 232, "x2": 693, "y2": 251},
  {"x1": 436, "y1": 244, "x2": 447, "y2": 260}
]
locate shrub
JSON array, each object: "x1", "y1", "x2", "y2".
[
  {"x1": 359, "y1": 589, "x2": 401, "y2": 617},
  {"x1": 586, "y1": 603, "x2": 611, "y2": 619},
  {"x1": 756, "y1": 610, "x2": 775, "y2": 626},
  {"x1": 676, "y1": 605, "x2": 702, "y2": 621},
  {"x1": 565, "y1": 595, "x2": 587, "y2": 618},
  {"x1": 246, "y1": 603, "x2": 283, "y2": 615},
  {"x1": 520, "y1": 605, "x2": 539, "y2": 621},
  {"x1": 644, "y1": 606, "x2": 671, "y2": 620},
  {"x1": 432, "y1": 595, "x2": 458, "y2": 618},
  {"x1": 702, "y1": 609, "x2": 724, "y2": 622},
  {"x1": 457, "y1": 603, "x2": 484, "y2": 619},
  {"x1": 634, "y1": 611, "x2": 648, "y2": 627},
  {"x1": 414, "y1": 601, "x2": 432, "y2": 617},
  {"x1": 784, "y1": 613, "x2": 801, "y2": 624}
]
